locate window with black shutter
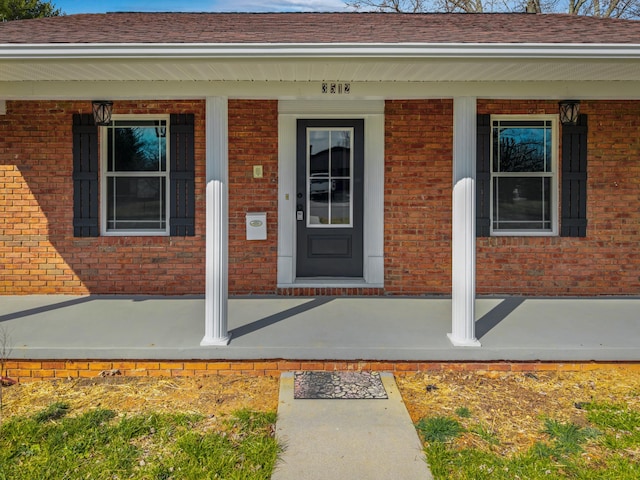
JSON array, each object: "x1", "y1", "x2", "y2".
[
  {"x1": 73, "y1": 113, "x2": 196, "y2": 237},
  {"x1": 477, "y1": 114, "x2": 560, "y2": 236}
]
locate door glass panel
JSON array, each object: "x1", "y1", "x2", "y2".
[
  {"x1": 331, "y1": 130, "x2": 351, "y2": 177},
  {"x1": 331, "y1": 179, "x2": 350, "y2": 224},
  {"x1": 309, "y1": 177, "x2": 330, "y2": 224},
  {"x1": 307, "y1": 128, "x2": 353, "y2": 228},
  {"x1": 308, "y1": 130, "x2": 330, "y2": 176},
  {"x1": 309, "y1": 198, "x2": 329, "y2": 225}
]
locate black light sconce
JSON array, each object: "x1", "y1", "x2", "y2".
[
  {"x1": 91, "y1": 100, "x2": 113, "y2": 126},
  {"x1": 154, "y1": 121, "x2": 166, "y2": 138},
  {"x1": 559, "y1": 100, "x2": 580, "y2": 126}
]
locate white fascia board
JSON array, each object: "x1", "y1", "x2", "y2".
[{"x1": 2, "y1": 43, "x2": 640, "y2": 60}]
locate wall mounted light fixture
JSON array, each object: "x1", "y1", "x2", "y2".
[
  {"x1": 91, "y1": 100, "x2": 113, "y2": 126},
  {"x1": 559, "y1": 100, "x2": 580, "y2": 126},
  {"x1": 154, "y1": 120, "x2": 166, "y2": 138}
]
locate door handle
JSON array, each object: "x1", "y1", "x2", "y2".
[{"x1": 296, "y1": 204, "x2": 304, "y2": 221}]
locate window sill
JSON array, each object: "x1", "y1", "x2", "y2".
[
  {"x1": 102, "y1": 231, "x2": 169, "y2": 237},
  {"x1": 490, "y1": 231, "x2": 558, "y2": 237}
]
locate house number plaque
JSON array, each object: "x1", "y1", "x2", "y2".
[{"x1": 322, "y1": 82, "x2": 351, "y2": 95}]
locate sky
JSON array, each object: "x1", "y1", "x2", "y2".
[{"x1": 54, "y1": 0, "x2": 351, "y2": 14}]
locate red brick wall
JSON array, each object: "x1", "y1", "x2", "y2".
[
  {"x1": 384, "y1": 100, "x2": 454, "y2": 294},
  {"x1": 476, "y1": 100, "x2": 640, "y2": 295},
  {"x1": 6, "y1": 359, "x2": 639, "y2": 383},
  {"x1": 2, "y1": 99, "x2": 639, "y2": 296},
  {"x1": 227, "y1": 100, "x2": 279, "y2": 294},
  {"x1": 0, "y1": 100, "x2": 207, "y2": 294}
]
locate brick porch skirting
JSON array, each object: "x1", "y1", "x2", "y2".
[{"x1": 4, "y1": 360, "x2": 640, "y2": 384}]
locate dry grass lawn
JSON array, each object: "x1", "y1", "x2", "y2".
[{"x1": 2, "y1": 367, "x2": 640, "y2": 456}]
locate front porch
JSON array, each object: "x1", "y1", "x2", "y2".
[{"x1": 1, "y1": 295, "x2": 638, "y2": 362}]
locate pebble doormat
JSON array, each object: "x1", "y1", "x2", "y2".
[{"x1": 293, "y1": 371, "x2": 388, "y2": 399}]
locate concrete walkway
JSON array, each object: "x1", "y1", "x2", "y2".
[
  {"x1": 1, "y1": 295, "x2": 639, "y2": 361},
  {"x1": 272, "y1": 372, "x2": 432, "y2": 480}
]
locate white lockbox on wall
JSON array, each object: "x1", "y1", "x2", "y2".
[{"x1": 246, "y1": 212, "x2": 267, "y2": 240}]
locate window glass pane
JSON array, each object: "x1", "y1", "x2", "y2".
[
  {"x1": 330, "y1": 130, "x2": 351, "y2": 177},
  {"x1": 493, "y1": 177, "x2": 551, "y2": 231},
  {"x1": 309, "y1": 130, "x2": 330, "y2": 176},
  {"x1": 108, "y1": 122, "x2": 166, "y2": 172},
  {"x1": 493, "y1": 124, "x2": 551, "y2": 173},
  {"x1": 331, "y1": 179, "x2": 351, "y2": 225},
  {"x1": 107, "y1": 177, "x2": 166, "y2": 231}
]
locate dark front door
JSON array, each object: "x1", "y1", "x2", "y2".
[{"x1": 296, "y1": 119, "x2": 364, "y2": 277}]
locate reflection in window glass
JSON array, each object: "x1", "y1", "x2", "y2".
[
  {"x1": 331, "y1": 179, "x2": 351, "y2": 224},
  {"x1": 491, "y1": 119, "x2": 555, "y2": 234},
  {"x1": 493, "y1": 121, "x2": 551, "y2": 173},
  {"x1": 493, "y1": 177, "x2": 551, "y2": 231},
  {"x1": 309, "y1": 130, "x2": 330, "y2": 176},
  {"x1": 104, "y1": 119, "x2": 168, "y2": 233},
  {"x1": 331, "y1": 130, "x2": 351, "y2": 177},
  {"x1": 307, "y1": 128, "x2": 353, "y2": 228},
  {"x1": 107, "y1": 177, "x2": 166, "y2": 231},
  {"x1": 107, "y1": 121, "x2": 166, "y2": 172}
]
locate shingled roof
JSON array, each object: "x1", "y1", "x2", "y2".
[{"x1": 1, "y1": 12, "x2": 640, "y2": 45}]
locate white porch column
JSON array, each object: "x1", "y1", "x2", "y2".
[
  {"x1": 201, "y1": 96, "x2": 231, "y2": 346},
  {"x1": 448, "y1": 97, "x2": 481, "y2": 347}
]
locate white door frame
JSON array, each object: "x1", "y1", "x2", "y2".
[{"x1": 277, "y1": 100, "x2": 384, "y2": 288}]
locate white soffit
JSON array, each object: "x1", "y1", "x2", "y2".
[
  {"x1": 2, "y1": 58, "x2": 640, "y2": 83},
  {"x1": 1, "y1": 43, "x2": 640, "y2": 83}
]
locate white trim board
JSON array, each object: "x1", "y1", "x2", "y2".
[
  {"x1": 4, "y1": 80, "x2": 640, "y2": 101},
  {"x1": 277, "y1": 100, "x2": 384, "y2": 288}
]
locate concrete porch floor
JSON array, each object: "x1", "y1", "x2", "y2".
[{"x1": 0, "y1": 295, "x2": 638, "y2": 362}]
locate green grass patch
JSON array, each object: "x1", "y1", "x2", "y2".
[
  {"x1": 32, "y1": 401, "x2": 70, "y2": 423},
  {"x1": 541, "y1": 418, "x2": 599, "y2": 455},
  {"x1": 418, "y1": 401, "x2": 640, "y2": 479},
  {"x1": 416, "y1": 416, "x2": 465, "y2": 443},
  {"x1": 584, "y1": 402, "x2": 640, "y2": 451},
  {"x1": 455, "y1": 406, "x2": 472, "y2": 418},
  {"x1": 0, "y1": 404, "x2": 278, "y2": 480}
]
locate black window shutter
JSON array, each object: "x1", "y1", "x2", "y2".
[
  {"x1": 169, "y1": 114, "x2": 196, "y2": 236},
  {"x1": 561, "y1": 114, "x2": 588, "y2": 237},
  {"x1": 476, "y1": 114, "x2": 491, "y2": 237},
  {"x1": 72, "y1": 114, "x2": 99, "y2": 237}
]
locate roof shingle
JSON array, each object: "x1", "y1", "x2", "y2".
[{"x1": 1, "y1": 12, "x2": 639, "y2": 45}]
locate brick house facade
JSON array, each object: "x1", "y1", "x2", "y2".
[
  {"x1": 1, "y1": 12, "x2": 640, "y2": 346},
  {"x1": 2, "y1": 98, "x2": 639, "y2": 296}
]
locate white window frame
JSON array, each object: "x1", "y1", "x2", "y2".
[
  {"x1": 490, "y1": 115, "x2": 559, "y2": 237},
  {"x1": 100, "y1": 114, "x2": 171, "y2": 237}
]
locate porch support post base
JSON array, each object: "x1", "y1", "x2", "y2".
[
  {"x1": 200, "y1": 333, "x2": 231, "y2": 346},
  {"x1": 447, "y1": 333, "x2": 481, "y2": 348},
  {"x1": 450, "y1": 96, "x2": 480, "y2": 348}
]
